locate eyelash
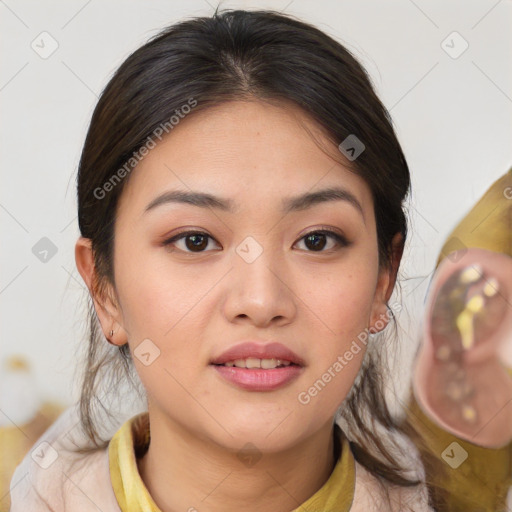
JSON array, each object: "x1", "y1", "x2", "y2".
[{"x1": 162, "y1": 227, "x2": 350, "y2": 254}]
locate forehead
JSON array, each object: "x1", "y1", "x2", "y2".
[{"x1": 117, "y1": 100, "x2": 373, "y2": 217}]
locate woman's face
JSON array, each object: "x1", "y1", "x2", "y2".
[{"x1": 81, "y1": 100, "x2": 394, "y2": 451}]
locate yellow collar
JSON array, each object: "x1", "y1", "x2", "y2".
[{"x1": 108, "y1": 413, "x2": 355, "y2": 511}]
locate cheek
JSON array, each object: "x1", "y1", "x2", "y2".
[
  {"x1": 113, "y1": 242, "x2": 206, "y2": 338},
  {"x1": 303, "y1": 276, "x2": 374, "y2": 377},
  {"x1": 295, "y1": 252, "x2": 379, "y2": 401},
  {"x1": 303, "y1": 257, "x2": 379, "y2": 339}
]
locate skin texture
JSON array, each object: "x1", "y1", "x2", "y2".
[{"x1": 75, "y1": 100, "x2": 400, "y2": 512}]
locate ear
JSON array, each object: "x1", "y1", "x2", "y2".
[
  {"x1": 75, "y1": 237, "x2": 128, "y2": 346},
  {"x1": 369, "y1": 232, "x2": 404, "y2": 333}
]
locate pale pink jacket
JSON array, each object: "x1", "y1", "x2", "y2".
[{"x1": 9, "y1": 404, "x2": 433, "y2": 511}]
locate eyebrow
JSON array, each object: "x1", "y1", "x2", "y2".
[{"x1": 144, "y1": 187, "x2": 364, "y2": 218}]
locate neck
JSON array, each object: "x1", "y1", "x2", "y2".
[{"x1": 137, "y1": 409, "x2": 338, "y2": 512}]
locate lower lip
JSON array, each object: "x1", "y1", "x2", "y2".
[{"x1": 211, "y1": 364, "x2": 304, "y2": 391}]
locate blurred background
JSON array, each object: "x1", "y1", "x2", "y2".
[{"x1": 1, "y1": 0, "x2": 511, "y2": 508}]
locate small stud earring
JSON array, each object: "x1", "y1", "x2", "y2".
[{"x1": 106, "y1": 325, "x2": 118, "y2": 345}]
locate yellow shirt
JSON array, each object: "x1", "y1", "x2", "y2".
[
  {"x1": 108, "y1": 414, "x2": 355, "y2": 512},
  {"x1": 107, "y1": 396, "x2": 512, "y2": 512}
]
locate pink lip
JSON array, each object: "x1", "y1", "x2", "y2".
[
  {"x1": 212, "y1": 365, "x2": 303, "y2": 391},
  {"x1": 209, "y1": 341, "x2": 305, "y2": 392},
  {"x1": 209, "y1": 341, "x2": 306, "y2": 366}
]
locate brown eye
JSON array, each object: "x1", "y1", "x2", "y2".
[
  {"x1": 304, "y1": 232, "x2": 328, "y2": 251},
  {"x1": 295, "y1": 229, "x2": 349, "y2": 252},
  {"x1": 162, "y1": 231, "x2": 220, "y2": 253},
  {"x1": 184, "y1": 233, "x2": 209, "y2": 251}
]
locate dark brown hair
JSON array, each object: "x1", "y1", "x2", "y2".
[{"x1": 74, "y1": 7, "x2": 443, "y2": 510}]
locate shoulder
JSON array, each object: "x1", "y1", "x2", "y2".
[
  {"x1": 9, "y1": 404, "x2": 121, "y2": 512},
  {"x1": 344, "y1": 425, "x2": 434, "y2": 512},
  {"x1": 350, "y1": 459, "x2": 433, "y2": 512}
]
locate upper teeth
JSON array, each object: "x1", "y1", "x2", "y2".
[{"x1": 223, "y1": 357, "x2": 292, "y2": 369}]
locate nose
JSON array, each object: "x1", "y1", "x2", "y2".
[{"x1": 222, "y1": 242, "x2": 297, "y2": 328}]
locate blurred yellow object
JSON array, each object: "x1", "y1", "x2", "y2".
[
  {"x1": 438, "y1": 168, "x2": 512, "y2": 265},
  {"x1": 409, "y1": 167, "x2": 512, "y2": 512},
  {"x1": 5, "y1": 356, "x2": 29, "y2": 372},
  {"x1": 439, "y1": 167, "x2": 512, "y2": 380},
  {"x1": 0, "y1": 355, "x2": 65, "y2": 511}
]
